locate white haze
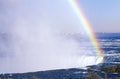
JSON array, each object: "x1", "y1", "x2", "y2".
[{"x1": 0, "y1": 0, "x2": 102, "y2": 73}]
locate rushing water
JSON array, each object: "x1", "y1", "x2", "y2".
[
  {"x1": 97, "y1": 33, "x2": 120, "y2": 63},
  {"x1": 0, "y1": 32, "x2": 120, "y2": 73}
]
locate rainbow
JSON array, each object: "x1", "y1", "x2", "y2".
[{"x1": 69, "y1": 0, "x2": 104, "y2": 63}]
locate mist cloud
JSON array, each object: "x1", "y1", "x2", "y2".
[{"x1": 0, "y1": 0, "x2": 99, "y2": 73}]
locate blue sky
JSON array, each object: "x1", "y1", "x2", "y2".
[
  {"x1": 1, "y1": 0, "x2": 120, "y2": 33},
  {"x1": 78, "y1": 0, "x2": 120, "y2": 32}
]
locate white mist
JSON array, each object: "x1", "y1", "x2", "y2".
[{"x1": 0, "y1": 0, "x2": 101, "y2": 73}]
